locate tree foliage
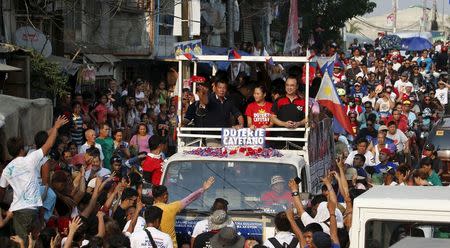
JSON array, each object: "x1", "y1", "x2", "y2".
[
  {"x1": 30, "y1": 51, "x2": 69, "y2": 99},
  {"x1": 298, "y1": 0, "x2": 376, "y2": 44}
]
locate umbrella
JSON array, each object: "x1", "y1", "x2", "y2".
[
  {"x1": 401, "y1": 37, "x2": 432, "y2": 51},
  {"x1": 0, "y1": 63, "x2": 22, "y2": 72}
]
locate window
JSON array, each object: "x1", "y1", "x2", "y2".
[{"x1": 365, "y1": 220, "x2": 450, "y2": 247}]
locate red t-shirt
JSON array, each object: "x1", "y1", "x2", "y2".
[
  {"x1": 94, "y1": 104, "x2": 108, "y2": 124},
  {"x1": 142, "y1": 155, "x2": 163, "y2": 186},
  {"x1": 261, "y1": 191, "x2": 292, "y2": 206},
  {"x1": 245, "y1": 102, "x2": 273, "y2": 128}
]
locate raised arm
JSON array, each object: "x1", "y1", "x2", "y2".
[
  {"x1": 285, "y1": 208, "x2": 306, "y2": 247},
  {"x1": 126, "y1": 199, "x2": 144, "y2": 234},
  {"x1": 42, "y1": 116, "x2": 69, "y2": 156},
  {"x1": 288, "y1": 179, "x2": 305, "y2": 215},
  {"x1": 96, "y1": 211, "x2": 105, "y2": 238},
  {"x1": 322, "y1": 172, "x2": 340, "y2": 245},
  {"x1": 81, "y1": 177, "x2": 102, "y2": 218},
  {"x1": 180, "y1": 177, "x2": 215, "y2": 209}
]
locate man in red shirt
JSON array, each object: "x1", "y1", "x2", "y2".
[
  {"x1": 142, "y1": 135, "x2": 165, "y2": 186},
  {"x1": 261, "y1": 175, "x2": 291, "y2": 206},
  {"x1": 386, "y1": 109, "x2": 408, "y2": 133}
]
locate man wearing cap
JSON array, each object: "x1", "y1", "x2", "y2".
[
  {"x1": 435, "y1": 80, "x2": 448, "y2": 106},
  {"x1": 208, "y1": 227, "x2": 245, "y2": 248},
  {"x1": 193, "y1": 210, "x2": 234, "y2": 248},
  {"x1": 191, "y1": 198, "x2": 235, "y2": 247},
  {"x1": 261, "y1": 175, "x2": 291, "y2": 206},
  {"x1": 401, "y1": 100, "x2": 417, "y2": 127},
  {"x1": 420, "y1": 157, "x2": 442, "y2": 186},
  {"x1": 373, "y1": 148, "x2": 398, "y2": 175},
  {"x1": 422, "y1": 143, "x2": 444, "y2": 176},
  {"x1": 394, "y1": 72, "x2": 414, "y2": 95},
  {"x1": 332, "y1": 62, "x2": 346, "y2": 84}
]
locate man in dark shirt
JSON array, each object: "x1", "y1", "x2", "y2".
[
  {"x1": 271, "y1": 76, "x2": 307, "y2": 128},
  {"x1": 186, "y1": 80, "x2": 244, "y2": 128},
  {"x1": 113, "y1": 188, "x2": 138, "y2": 230}
]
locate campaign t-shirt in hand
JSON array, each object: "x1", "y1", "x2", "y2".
[
  {"x1": 142, "y1": 154, "x2": 164, "y2": 186},
  {"x1": 245, "y1": 102, "x2": 273, "y2": 128},
  {"x1": 0, "y1": 149, "x2": 44, "y2": 211}
]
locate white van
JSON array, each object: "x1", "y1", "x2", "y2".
[{"x1": 350, "y1": 186, "x2": 450, "y2": 248}]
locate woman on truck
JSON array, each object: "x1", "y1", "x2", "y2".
[{"x1": 245, "y1": 85, "x2": 273, "y2": 129}]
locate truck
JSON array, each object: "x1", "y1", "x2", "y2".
[
  {"x1": 159, "y1": 54, "x2": 336, "y2": 245},
  {"x1": 350, "y1": 186, "x2": 450, "y2": 248}
]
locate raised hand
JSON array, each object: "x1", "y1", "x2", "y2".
[
  {"x1": 288, "y1": 179, "x2": 299, "y2": 192},
  {"x1": 54, "y1": 115, "x2": 69, "y2": 129},
  {"x1": 202, "y1": 177, "x2": 215, "y2": 191},
  {"x1": 68, "y1": 216, "x2": 83, "y2": 235}
]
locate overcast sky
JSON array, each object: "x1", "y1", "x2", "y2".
[{"x1": 364, "y1": 0, "x2": 448, "y2": 17}]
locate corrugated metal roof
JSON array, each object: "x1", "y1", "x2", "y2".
[
  {"x1": 84, "y1": 54, "x2": 121, "y2": 64},
  {"x1": 0, "y1": 63, "x2": 22, "y2": 72}
]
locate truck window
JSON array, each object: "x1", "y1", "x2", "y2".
[
  {"x1": 163, "y1": 160, "x2": 297, "y2": 213},
  {"x1": 365, "y1": 220, "x2": 450, "y2": 247}
]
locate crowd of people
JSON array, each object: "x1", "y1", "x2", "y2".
[{"x1": 0, "y1": 37, "x2": 448, "y2": 248}]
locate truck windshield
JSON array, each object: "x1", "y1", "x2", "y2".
[{"x1": 163, "y1": 160, "x2": 297, "y2": 212}]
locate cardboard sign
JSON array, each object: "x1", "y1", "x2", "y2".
[{"x1": 222, "y1": 128, "x2": 265, "y2": 147}]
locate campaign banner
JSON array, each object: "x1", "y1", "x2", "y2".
[
  {"x1": 174, "y1": 39, "x2": 203, "y2": 56},
  {"x1": 221, "y1": 128, "x2": 265, "y2": 148}
]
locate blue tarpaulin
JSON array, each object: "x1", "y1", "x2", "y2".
[{"x1": 401, "y1": 37, "x2": 432, "y2": 51}]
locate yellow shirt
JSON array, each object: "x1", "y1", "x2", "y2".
[{"x1": 154, "y1": 201, "x2": 183, "y2": 248}]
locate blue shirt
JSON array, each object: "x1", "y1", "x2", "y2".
[
  {"x1": 374, "y1": 161, "x2": 398, "y2": 174},
  {"x1": 417, "y1": 57, "x2": 432, "y2": 73}
]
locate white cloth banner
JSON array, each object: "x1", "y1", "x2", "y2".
[
  {"x1": 283, "y1": 0, "x2": 299, "y2": 54},
  {"x1": 173, "y1": 0, "x2": 182, "y2": 36},
  {"x1": 189, "y1": 0, "x2": 201, "y2": 36}
]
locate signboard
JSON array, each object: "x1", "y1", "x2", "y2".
[
  {"x1": 308, "y1": 119, "x2": 334, "y2": 194},
  {"x1": 175, "y1": 218, "x2": 263, "y2": 240},
  {"x1": 174, "y1": 39, "x2": 202, "y2": 56},
  {"x1": 15, "y1": 26, "x2": 52, "y2": 58},
  {"x1": 221, "y1": 128, "x2": 265, "y2": 148}
]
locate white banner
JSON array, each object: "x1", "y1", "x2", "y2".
[
  {"x1": 173, "y1": 0, "x2": 182, "y2": 36},
  {"x1": 283, "y1": 0, "x2": 299, "y2": 54},
  {"x1": 189, "y1": 0, "x2": 201, "y2": 36},
  {"x1": 222, "y1": 128, "x2": 266, "y2": 147}
]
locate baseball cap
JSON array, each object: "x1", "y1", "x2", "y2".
[
  {"x1": 378, "y1": 125, "x2": 388, "y2": 132},
  {"x1": 403, "y1": 100, "x2": 411, "y2": 105},
  {"x1": 270, "y1": 175, "x2": 285, "y2": 186},
  {"x1": 208, "y1": 210, "x2": 232, "y2": 230},
  {"x1": 337, "y1": 88, "x2": 346, "y2": 96},
  {"x1": 354, "y1": 82, "x2": 361, "y2": 86},
  {"x1": 424, "y1": 143, "x2": 435, "y2": 151}
]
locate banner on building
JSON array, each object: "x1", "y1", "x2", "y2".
[
  {"x1": 174, "y1": 40, "x2": 203, "y2": 56},
  {"x1": 283, "y1": 0, "x2": 299, "y2": 54}
]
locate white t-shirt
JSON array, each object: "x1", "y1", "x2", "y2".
[
  {"x1": 27, "y1": 148, "x2": 49, "y2": 185},
  {"x1": 435, "y1": 87, "x2": 448, "y2": 106},
  {"x1": 376, "y1": 98, "x2": 391, "y2": 113},
  {"x1": 394, "y1": 80, "x2": 414, "y2": 94},
  {"x1": 0, "y1": 149, "x2": 44, "y2": 211},
  {"x1": 386, "y1": 130, "x2": 408, "y2": 152},
  {"x1": 362, "y1": 95, "x2": 376, "y2": 107},
  {"x1": 78, "y1": 142, "x2": 105, "y2": 161},
  {"x1": 130, "y1": 227, "x2": 173, "y2": 248},
  {"x1": 263, "y1": 231, "x2": 300, "y2": 248},
  {"x1": 344, "y1": 150, "x2": 376, "y2": 167},
  {"x1": 123, "y1": 216, "x2": 147, "y2": 233},
  {"x1": 393, "y1": 63, "x2": 401, "y2": 71},
  {"x1": 191, "y1": 219, "x2": 236, "y2": 238}
]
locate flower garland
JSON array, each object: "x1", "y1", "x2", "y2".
[{"x1": 184, "y1": 147, "x2": 283, "y2": 158}]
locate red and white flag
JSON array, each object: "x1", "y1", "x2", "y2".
[
  {"x1": 283, "y1": 0, "x2": 299, "y2": 54},
  {"x1": 316, "y1": 72, "x2": 354, "y2": 135}
]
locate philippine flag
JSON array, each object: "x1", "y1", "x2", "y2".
[
  {"x1": 316, "y1": 72, "x2": 354, "y2": 136},
  {"x1": 266, "y1": 57, "x2": 275, "y2": 66},
  {"x1": 183, "y1": 52, "x2": 198, "y2": 61},
  {"x1": 228, "y1": 49, "x2": 241, "y2": 60}
]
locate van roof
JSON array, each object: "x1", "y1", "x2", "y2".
[
  {"x1": 389, "y1": 237, "x2": 450, "y2": 248},
  {"x1": 354, "y1": 186, "x2": 450, "y2": 211}
]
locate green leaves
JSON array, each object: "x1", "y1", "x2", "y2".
[{"x1": 30, "y1": 51, "x2": 69, "y2": 98}]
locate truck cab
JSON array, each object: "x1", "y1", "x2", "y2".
[{"x1": 350, "y1": 186, "x2": 450, "y2": 248}]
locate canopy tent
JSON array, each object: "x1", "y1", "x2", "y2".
[
  {"x1": 0, "y1": 63, "x2": 22, "y2": 72},
  {"x1": 0, "y1": 95, "x2": 53, "y2": 160}
]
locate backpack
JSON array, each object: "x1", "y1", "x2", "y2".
[{"x1": 268, "y1": 237, "x2": 299, "y2": 248}]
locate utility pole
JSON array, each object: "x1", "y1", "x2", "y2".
[
  {"x1": 226, "y1": 0, "x2": 234, "y2": 48},
  {"x1": 181, "y1": 0, "x2": 190, "y2": 80}
]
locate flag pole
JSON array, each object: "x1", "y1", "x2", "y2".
[{"x1": 305, "y1": 49, "x2": 310, "y2": 124}]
